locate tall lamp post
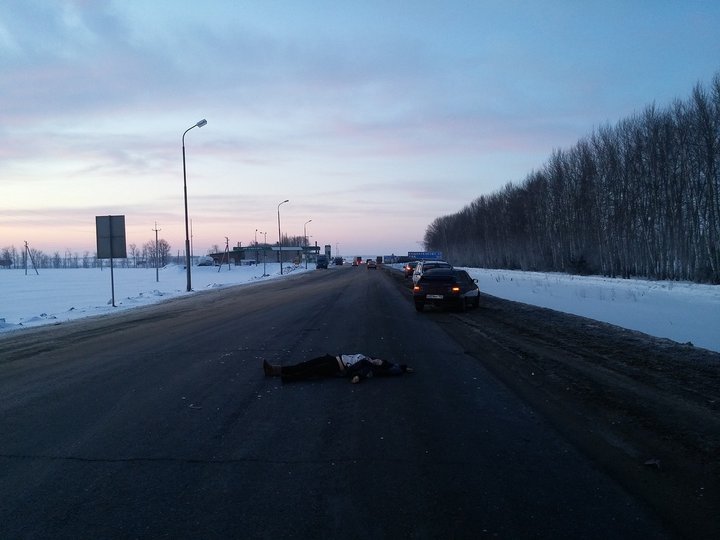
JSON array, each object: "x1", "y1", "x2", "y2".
[
  {"x1": 303, "y1": 219, "x2": 312, "y2": 269},
  {"x1": 258, "y1": 231, "x2": 268, "y2": 276},
  {"x1": 257, "y1": 230, "x2": 267, "y2": 276},
  {"x1": 303, "y1": 219, "x2": 312, "y2": 246},
  {"x1": 277, "y1": 199, "x2": 289, "y2": 274},
  {"x1": 182, "y1": 118, "x2": 207, "y2": 292}
]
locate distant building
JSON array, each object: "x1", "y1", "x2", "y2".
[{"x1": 206, "y1": 244, "x2": 321, "y2": 266}]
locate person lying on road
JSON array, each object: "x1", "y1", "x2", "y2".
[{"x1": 263, "y1": 353, "x2": 414, "y2": 383}]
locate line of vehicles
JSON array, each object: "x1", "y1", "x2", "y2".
[
  {"x1": 317, "y1": 254, "x2": 480, "y2": 312},
  {"x1": 351, "y1": 255, "x2": 381, "y2": 268},
  {"x1": 316, "y1": 255, "x2": 379, "y2": 269}
]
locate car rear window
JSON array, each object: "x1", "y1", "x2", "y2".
[{"x1": 420, "y1": 270, "x2": 455, "y2": 282}]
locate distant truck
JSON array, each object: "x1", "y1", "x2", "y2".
[
  {"x1": 316, "y1": 255, "x2": 329, "y2": 269},
  {"x1": 376, "y1": 256, "x2": 383, "y2": 265},
  {"x1": 354, "y1": 256, "x2": 362, "y2": 266}
]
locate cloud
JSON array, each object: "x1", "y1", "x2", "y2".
[{"x1": 3, "y1": 1, "x2": 720, "y2": 256}]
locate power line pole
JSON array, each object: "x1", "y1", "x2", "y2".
[
  {"x1": 24, "y1": 241, "x2": 39, "y2": 275},
  {"x1": 218, "y1": 237, "x2": 230, "y2": 272},
  {"x1": 152, "y1": 222, "x2": 161, "y2": 282}
]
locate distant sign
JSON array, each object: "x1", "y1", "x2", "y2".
[
  {"x1": 408, "y1": 251, "x2": 443, "y2": 260},
  {"x1": 96, "y1": 215, "x2": 127, "y2": 259}
]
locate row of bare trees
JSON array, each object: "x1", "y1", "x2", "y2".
[
  {"x1": 1, "y1": 240, "x2": 172, "y2": 270},
  {"x1": 0, "y1": 232, "x2": 311, "y2": 270},
  {"x1": 425, "y1": 74, "x2": 720, "y2": 283}
]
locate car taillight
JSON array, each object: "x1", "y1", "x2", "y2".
[
  {"x1": 413, "y1": 285, "x2": 421, "y2": 292},
  {"x1": 451, "y1": 286, "x2": 461, "y2": 293}
]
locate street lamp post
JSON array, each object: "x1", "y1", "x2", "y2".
[
  {"x1": 254, "y1": 228, "x2": 259, "y2": 267},
  {"x1": 303, "y1": 219, "x2": 312, "y2": 246},
  {"x1": 257, "y1": 230, "x2": 267, "y2": 276},
  {"x1": 304, "y1": 219, "x2": 312, "y2": 269},
  {"x1": 259, "y1": 231, "x2": 268, "y2": 276},
  {"x1": 182, "y1": 118, "x2": 207, "y2": 292},
  {"x1": 277, "y1": 199, "x2": 289, "y2": 275}
]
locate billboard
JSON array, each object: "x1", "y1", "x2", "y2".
[
  {"x1": 96, "y1": 215, "x2": 127, "y2": 259},
  {"x1": 408, "y1": 251, "x2": 443, "y2": 260}
]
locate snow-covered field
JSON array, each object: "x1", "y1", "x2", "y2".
[
  {"x1": 0, "y1": 262, "x2": 311, "y2": 331},
  {"x1": 1, "y1": 263, "x2": 718, "y2": 353}
]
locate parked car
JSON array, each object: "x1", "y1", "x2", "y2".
[
  {"x1": 403, "y1": 261, "x2": 419, "y2": 278},
  {"x1": 412, "y1": 260, "x2": 453, "y2": 284},
  {"x1": 413, "y1": 268, "x2": 479, "y2": 312},
  {"x1": 367, "y1": 260, "x2": 377, "y2": 269},
  {"x1": 316, "y1": 255, "x2": 329, "y2": 269}
]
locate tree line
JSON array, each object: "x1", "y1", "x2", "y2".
[
  {"x1": 1, "y1": 239, "x2": 173, "y2": 270},
  {"x1": 1, "y1": 232, "x2": 313, "y2": 270},
  {"x1": 424, "y1": 74, "x2": 720, "y2": 283}
]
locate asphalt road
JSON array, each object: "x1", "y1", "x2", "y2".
[{"x1": 0, "y1": 265, "x2": 671, "y2": 539}]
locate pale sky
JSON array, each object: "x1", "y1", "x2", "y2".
[{"x1": 2, "y1": 0, "x2": 719, "y2": 258}]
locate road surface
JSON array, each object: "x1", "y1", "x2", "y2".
[{"x1": 0, "y1": 265, "x2": 687, "y2": 538}]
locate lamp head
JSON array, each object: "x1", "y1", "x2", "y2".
[{"x1": 196, "y1": 119, "x2": 207, "y2": 128}]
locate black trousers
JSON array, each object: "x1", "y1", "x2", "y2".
[{"x1": 281, "y1": 354, "x2": 340, "y2": 382}]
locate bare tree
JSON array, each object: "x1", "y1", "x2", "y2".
[{"x1": 424, "y1": 72, "x2": 720, "y2": 283}]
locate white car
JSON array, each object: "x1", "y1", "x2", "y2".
[{"x1": 412, "y1": 260, "x2": 452, "y2": 284}]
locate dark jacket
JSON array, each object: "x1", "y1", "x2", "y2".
[{"x1": 345, "y1": 358, "x2": 408, "y2": 380}]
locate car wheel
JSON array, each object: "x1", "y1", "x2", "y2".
[
  {"x1": 473, "y1": 295, "x2": 480, "y2": 308},
  {"x1": 414, "y1": 301, "x2": 425, "y2": 312},
  {"x1": 457, "y1": 297, "x2": 467, "y2": 312}
]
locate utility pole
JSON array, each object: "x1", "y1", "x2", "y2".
[
  {"x1": 218, "y1": 237, "x2": 230, "y2": 272},
  {"x1": 24, "y1": 241, "x2": 39, "y2": 275},
  {"x1": 153, "y1": 222, "x2": 161, "y2": 282}
]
